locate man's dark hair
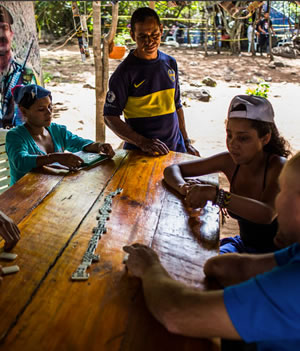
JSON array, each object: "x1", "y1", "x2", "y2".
[{"x1": 130, "y1": 7, "x2": 161, "y2": 33}]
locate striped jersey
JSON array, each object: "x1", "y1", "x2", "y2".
[{"x1": 104, "y1": 50, "x2": 185, "y2": 152}]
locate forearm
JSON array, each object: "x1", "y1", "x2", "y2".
[
  {"x1": 141, "y1": 263, "x2": 239, "y2": 338},
  {"x1": 163, "y1": 165, "x2": 186, "y2": 194},
  {"x1": 83, "y1": 142, "x2": 99, "y2": 153},
  {"x1": 104, "y1": 116, "x2": 145, "y2": 147},
  {"x1": 177, "y1": 108, "x2": 188, "y2": 141},
  {"x1": 225, "y1": 192, "x2": 276, "y2": 224},
  {"x1": 204, "y1": 253, "x2": 277, "y2": 287},
  {"x1": 36, "y1": 153, "x2": 58, "y2": 167}
]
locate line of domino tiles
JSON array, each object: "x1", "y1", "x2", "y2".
[{"x1": 71, "y1": 188, "x2": 123, "y2": 281}]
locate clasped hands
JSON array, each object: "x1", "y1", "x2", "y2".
[{"x1": 178, "y1": 179, "x2": 217, "y2": 209}]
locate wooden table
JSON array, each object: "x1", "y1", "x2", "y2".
[{"x1": 0, "y1": 150, "x2": 220, "y2": 351}]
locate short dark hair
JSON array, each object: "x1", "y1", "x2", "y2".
[{"x1": 130, "y1": 7, "x2": 161, "y2": 33}]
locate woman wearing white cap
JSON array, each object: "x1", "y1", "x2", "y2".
[{"x1": 164, "y1": 95, "x2": 291, "y2": 254}]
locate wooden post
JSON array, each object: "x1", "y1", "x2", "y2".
[
  {"x1": 204, "y1": 5, "x2": 209, "y2": 57},
  {"x1": 268, "y1": 1, "x2": 274, "y2": 61},
  {"x1": 93, "y1": 1, "x2": 119, "y2": 142},
  {"x1": 93, "y1": 1, "x2": 104, "y2": 142},
  {"x1": 149, "y1": 1, "x2": 155, "y2": 9}
]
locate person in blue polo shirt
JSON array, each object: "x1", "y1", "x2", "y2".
[
  {"x1": 123, "y1": 151, "x2": 300, "y2": 351},
  {"x1": 104, "y1": 7, "x2": 199, "y2": 157}
]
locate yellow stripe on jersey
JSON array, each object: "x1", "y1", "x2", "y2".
[{"x1": 124, "y1": 88, "x2": 175, "y2": 119}]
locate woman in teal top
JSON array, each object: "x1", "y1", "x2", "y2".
[{"x1": 6, "y1": 84, "x2": 115, "y2": 184}]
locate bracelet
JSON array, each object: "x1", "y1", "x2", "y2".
[
  {"x1": 184, "y1": 138, "x2": 191, "y2": 146},
  {"x1": 214, "y1": 188, "x2": 231, "y2": 208}
]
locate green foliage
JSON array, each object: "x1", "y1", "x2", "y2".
[
  {"x1": 43, "y1": 72, "x2": 53, "y2": 84},
  {"x1": 34, "y1": 1, "x2": 205, "y2": 40},
  {"x1": 34, "y1": 1, "x2": 300, "y2": 41},
  {"x1": 35, "y1": 1, "x2": 75, "y2": 38},
  {"x1": 246, "y1": 82, "x2": 270, "y2": 98}
]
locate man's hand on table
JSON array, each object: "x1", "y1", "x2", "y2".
[
  {"x1": 138, "y1": 138, "x2": 169, "y2": 156},
  {"x1": 123, "y1": 243, "x2": 162, "y2": 278},
  {"x1": 185, "y1": 143, "x2": 200, "y2": 157},
  {"x1": 0, "y1": 211, "x2": 20, "y2": 251}
]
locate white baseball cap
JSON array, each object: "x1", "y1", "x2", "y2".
[{"x1": 228, "y1": 95, "x2": 274, "y2": 123}]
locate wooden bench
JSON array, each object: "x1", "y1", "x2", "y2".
[{"x1": 0, "y1": 129, "x2": 10, "y2": 194}]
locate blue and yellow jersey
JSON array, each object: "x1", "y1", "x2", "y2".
[{"x1": 104, "y1": 50, "x2": 185, "y2": 152}]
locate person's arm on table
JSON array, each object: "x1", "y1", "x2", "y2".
[
  {"x1": 123, "y1": 244, "x2": 240, "y2": 339},
  {"x1": 204, "y1": 252, "x2": 277, "y2": 287},
  {"x1": 164, "y1": 152, "x2": 230, "y2": 195},
  {"x1": 104, "y1": 115, "x2": 169, "y2": 156},
  {"x1": 0, "y1": 211, "x2": 20, "y2": 251},
  {"x1": 185, "y1": 155, "x2": 285, "y2": 224},
  {"x1": 176, "y1": 107, "x2": 200, "y2": 156},
  {"x1": 35, "y1": 153, "x2": 84, "y2": 170},
  {"x1": 83, "y1": 142, "x2": 115, "y2": 158}
]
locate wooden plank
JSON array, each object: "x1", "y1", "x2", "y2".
[
  {"x1": 0, "y1": 151, "x2": 127, "y2": 343},
  {"x1": 2, "y1": 151, "x2": 220, "y2": 351},
  {"x1": 0, "y1": 160, "x2": 9, "y2": 169},
  {"x1": 0, "y1": 168, "x2": 10, "y2": 178},
  {"x1": 0, "y1": 177, "x2": 10, "y2": 188},
  {"x1": 0, "y1": 185, "x2": 9, "y2": 195},
  {"x1": 0, "y1": 144, "x2": 6, "y2": 154},
  {"x1": 0, "y1": 128, "x2": 8, "y2": 144}
]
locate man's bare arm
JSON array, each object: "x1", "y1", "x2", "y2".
[
  {"x1": 204, "y1": 252, "x2": 277, "y2": 287},
  {"x1": 123, "y1": 244, "x2": 240, "y2": 339},
  {"x1": 176, "y1": 108, "x2": 200, "y2": 156},
  {"x1": 104, "y1": 115, "x2": 169, "y2": 155}
]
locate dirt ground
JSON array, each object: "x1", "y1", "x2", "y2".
[{"x1": 41, "y1": 43, "x2": 300, "y2": 238}]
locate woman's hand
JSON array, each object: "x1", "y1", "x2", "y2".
[
  {"x1": 85, "y1": 142, "x2": 115, "y2": 158},
  {"x1": 0, "y1": 211, "x2": 20, "y2": 251},
  {"x1": 97, "y1": 143, "x2": 115, "y2": 158},
  {"x1": 52, "y1": 153, "x2": 84, "y2": 170},
  {"x1": 185, "y1": 184, "x2": 217, "y2": 209}
]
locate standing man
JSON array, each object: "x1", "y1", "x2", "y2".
[
  {"x1": 0, "y1": 4, "x2": 37, "y2": 128},
  {"x1": 258, "y1": 11, "x2": 275, "y2": 56},
  {"x1": 104, "y1": 7, "x2": 199, "y2": 157}
]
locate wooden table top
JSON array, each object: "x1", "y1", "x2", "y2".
[{"x1": 0, "y1": 150, "x2": 220, "y2": 351}]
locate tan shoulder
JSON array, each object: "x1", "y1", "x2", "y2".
[
  {"x1": 266, "y1": 154, "x2": 287, "y2": 184},
  {"x1": 268, "y1": 154, "x2": 286, "y2": 172}
]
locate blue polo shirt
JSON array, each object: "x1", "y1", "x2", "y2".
[
  {"x1": 104, "y1": 50, "x2": 186, "y2": 152},
  {"x1": 224, "y1": 243, "x2": 300, "y2": 351}
]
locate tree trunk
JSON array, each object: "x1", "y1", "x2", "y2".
[
  {"x1": 213, "y1": 7, "x2": 220, "y2": 54},
  {"x1": 251, "y1": 10, "x2": 258, "y2": 56},
  {"x1": 1, "y1": 1, "x2": 41, "y2": 82},
  {"x1": 93, "y1": 1, "x2": 119, "y2": 142},
  {"x1": 237, "y1": 22, "x2": 242, "y2": 54},
  {"x1": 219, "y1": 1, "x2": 243, "y2": 55},
  {"x1": 204, "y1": 6, "x2": 209, "y2": 57},
  {"x1": 268, "y1": 1, "x2": 274, "y2": 61}
]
